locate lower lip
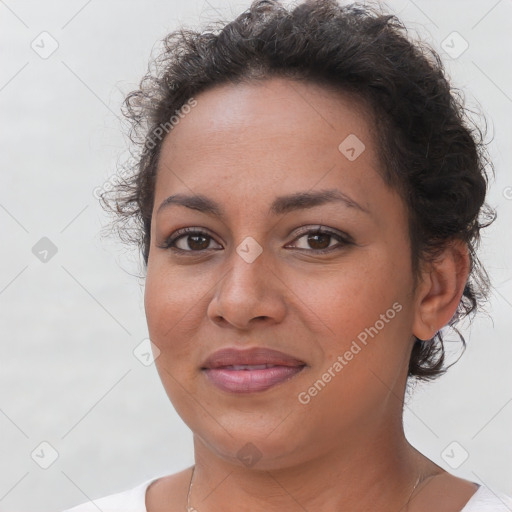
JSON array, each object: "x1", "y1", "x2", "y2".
[{"x1": 202, "y1": 366, "x2": 305, "y2": 393}]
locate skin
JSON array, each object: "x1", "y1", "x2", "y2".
[{"x1": 144, "y1": 77, "x2": 477, "y2": 511}]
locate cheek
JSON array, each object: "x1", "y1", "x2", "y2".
[
  {"x1": 144, "y1": 266, "x2": 173, "y2": 340},
  {"x1": 304, "y1": 252, "x2": 412, "y2": 373},
  {"x1": 144, "y1": 265, "x2": 205, "y2": 420},
  {"x1": 300, "y1": 257, "x2": 399, "y2": 332},
  {"x1": 144, "y1": 261, "x2": 205, "y2": 339},
  {"x1": 144, "y1": 259, "x2": 220, "y2": 392},
  {"x1": 144, "y1": 265, "x2": 193, "y2": 378}
]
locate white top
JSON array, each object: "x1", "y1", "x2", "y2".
[
  {"x1": 62, "y1": 476, "x2": 159, "y2": 512},
  {"x1": 62, "y1": 477, "x2": 512, "y2": 512}
]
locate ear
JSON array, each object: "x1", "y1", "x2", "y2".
[{"x1": 412, "y1": 239, "x2": 470, "y2": 341}]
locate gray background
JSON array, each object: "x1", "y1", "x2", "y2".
[{"x1": 1, "y1": 0, "x2": 511, "y2": 510}]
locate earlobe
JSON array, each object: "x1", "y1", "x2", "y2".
[{"x1": 412, "y1": 240, "x2": 470, "y2": 341}]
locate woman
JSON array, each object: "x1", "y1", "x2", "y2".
[{"x1": 63, "y1": 0, "x2": 511, "y2": 510}]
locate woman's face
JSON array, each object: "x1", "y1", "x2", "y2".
[{"x1": 145, "y1": 77, "x2": 421, "y2": 468}]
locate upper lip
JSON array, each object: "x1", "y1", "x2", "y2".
[{"x1": 201, "y1": 347, "x2": 306, "y2": 369}]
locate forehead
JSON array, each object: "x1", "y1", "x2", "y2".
[
  {"x1": 160, "y1": 77, "x2": 376, "y2": 158},
  {"x1": 154, "y1": 77, "x2": 385, "y2": 211}
]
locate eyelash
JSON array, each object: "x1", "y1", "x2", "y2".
[{"x1": 158, "y1": 226, "x2": 353, "y2": 255}]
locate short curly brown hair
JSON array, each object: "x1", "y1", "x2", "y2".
[{"x1": 101, "y1": 0, "x2": 496, "y2": 381}]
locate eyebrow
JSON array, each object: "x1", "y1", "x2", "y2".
[{"x1": 156, "y1": 188, "x2": 371, "y2": 218}]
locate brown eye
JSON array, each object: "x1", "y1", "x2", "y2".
[
  {"x1": 305, "y1": 232, "x2": 332, "y2": 250},
  {"x1": 288, "y1": 227, "x2": 352, "y2": 253},
  {"x1": 181, "y1": 234, "x2": 211, "y2": 251},
  {"x1": 160, "y1": 228, "x2": 222, "y2": 252}
]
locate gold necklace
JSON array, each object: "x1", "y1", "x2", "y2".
[
  {"x1": 186, "y1": 465, "x2": 422, "y2": 511},
  {"x1": 404, "y1": 474, "x2": 422, "y2": 511},
  {"x1": 186, "y1": 465, "x2": 196, "y2": 512}
]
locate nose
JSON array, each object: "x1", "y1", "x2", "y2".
[{"x1": 206, "y1": 240, "x2": 287, "y2": 332}]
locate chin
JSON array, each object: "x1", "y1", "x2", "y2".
[{"x1": 193, "y1": 419, "x2": 312, "y2": 471}]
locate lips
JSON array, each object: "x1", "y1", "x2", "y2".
[
  {"x1": 201, "y1": 347, "x2": 306, "y2": 369},
  {"x1": 201, "y1": 347, "x2": 307, "y2": 393}
]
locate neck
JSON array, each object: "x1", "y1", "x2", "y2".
[{"x1": 189, "y1": 418, "x2": 437, "y2": 512}]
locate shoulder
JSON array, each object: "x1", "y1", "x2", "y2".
[
  {"x1": 460, "y1": 485, "x2": 512, "y2": 512},
  {"x1": 409, "y1": 470, "x2": 511, "y2": 512},
  {"x1": 145, "y1": 467, "x2": 194, "y2": 512},
  {"x1": 60, "y1": 476, "x2": 161, "y2": 512},
  {"x1": 60, "y1": 468, "x2": 193, "y2": 512}
]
